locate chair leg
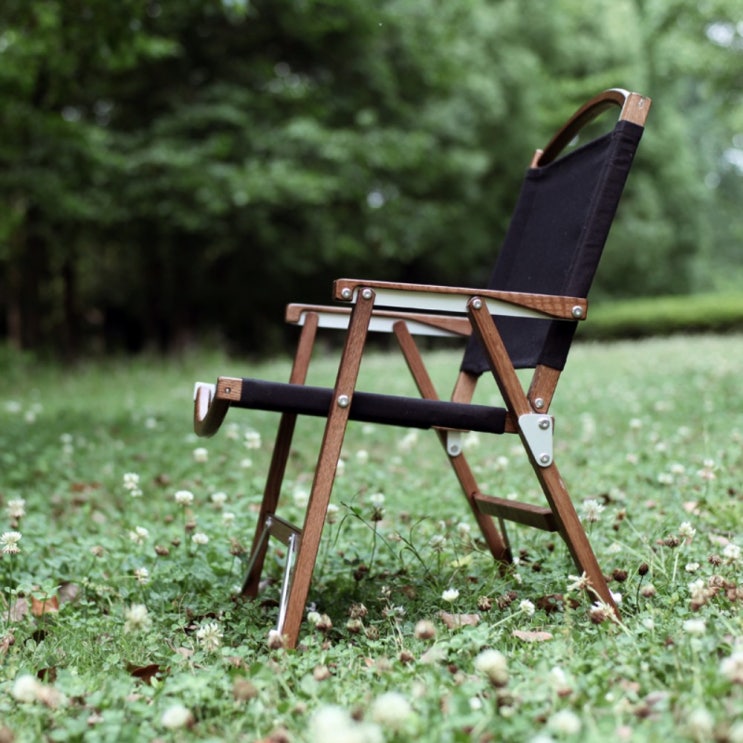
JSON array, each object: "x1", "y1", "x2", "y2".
[
  {"x1": 242, "y1": 413, "x2": 299, "y2": 597},
  {"x1": 280, "y1": 289, "x2": 376, "y2": 648},
  {"x1": 532, "y1": 458, "x2": 618, "y2": 614},
  {"x1": 242, "y1": 314, "x2": 319, "y2": 597}
]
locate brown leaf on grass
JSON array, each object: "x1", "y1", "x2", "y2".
[
  {"x1": 58, "y1": 583, "x2": 81, "y2": 605},
  {"x1": 127, "y1": 663, "x2": 169, "y2": 685},
  {"x1": 512, "y1": 629, "x2": 553, "y2": 642},
  {"x1": 31, "y1": 594, "x2": 59, "y2": 617},
  {"x1": 0, "y1": 632, "x2": 15, "y2": 657},
  {"x1": 682, "y1": 501, "x2": 699, "y2": 513},
  {"x1": 439, "y1": 611, "x2": 480, "y2": 629}
]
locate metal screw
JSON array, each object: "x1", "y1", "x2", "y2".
[
  {"x1": 533, "y1": 397, "x2": 545, "y2": 409},
  {"x1": 337, "y1": 394, "x2": 350, "y2": 408},
  {"x1": 224, "y1": 387, "x2": 231, "y2": 394},
  {"x1": 341, "y1": 287, "x2": 352, "y2": 300},
  {"x1": 449, "y1": 444, "x2": 461, "y2": 456},
  {"x1": 538, "y1": 418, "x2": 550, "y2": 430},
  {"x1": 571, "y1": 305, "x2": 584, "y2": 319},
  {"x1": 471, "y1": 298, "x2": 483, "y2": 310},
  {"x1": 539, "y1": 454, "x2": 551, "y2": 465},
  {"x1": 361, "y1": 288, "x2": 373, "y2": 300}
]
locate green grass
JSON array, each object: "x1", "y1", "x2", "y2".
[{"x1": 0, "y1": 337, "x2": 742, "y2": 742}]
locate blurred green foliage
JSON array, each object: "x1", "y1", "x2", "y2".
[{"x1": 0, "y1": 0, "x2": 741, "y2": 355}]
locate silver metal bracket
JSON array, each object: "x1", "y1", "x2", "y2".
[
  {"x1": 243, "y1": 514, "x2": 302, "y2": 635},
  {"x1": 519, "y1": 413, "x2": 554, "y2": 468},
  {"x1": 446, "y1": 431, "x2": 463, "y2": 457}
]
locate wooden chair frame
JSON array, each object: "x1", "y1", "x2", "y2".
[{"x1": 194, "y1": 89, "x2": 651, "y2": 648}]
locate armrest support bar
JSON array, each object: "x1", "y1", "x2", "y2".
[
  {"x1": 333, "y1": 279, "x2": 587, "y2": 321},
  {"x1": 194, "y1": 381, "x2": 232, "y2": 437},
  {"x1": 286, "y1": 303, "x2": 472, "y2": 337}
]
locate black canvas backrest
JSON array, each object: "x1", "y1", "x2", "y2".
[{"x1": 461, "y1": 118, "x2": 644, "y2": 375}]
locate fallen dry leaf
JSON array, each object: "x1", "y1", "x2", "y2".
[
  {"x1": 31, "y1": 595, "x2": 59, "y2": 617},
  {"x1": 439, "y1": 611, "x2": 480, "y2": 629}
]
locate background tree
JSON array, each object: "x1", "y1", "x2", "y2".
[{"x1": 0, "y1": 0, "x2": 740, "y2": 356}]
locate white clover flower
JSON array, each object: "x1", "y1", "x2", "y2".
[
  {"x1": 670, "y1": 463, "x2": 686, "y2": 476},
  {"x1": 12, "y1": 674, "x2": 42, "y2": 703},
  {"x1": 456, "y1": 522, "x2": 471, "y2": 538},
  {"x1": 548, "y1": 709, "x2": 581, "y2": 735},
  {"x1": 685, "y1": 562, "x2": 700, "y2": 573},
  {"x1": 244, "y1": 430, "x2": 262, "y2": 449},
  {"x1": 225, "y1": 422, "x2": 240, "y2": 440},
  {"x1": 629, "y1": 418, "x2": 643, "y2": 430},
  {"x1": 210, "y1": 491, "x2": 228, "y2": 508},
  {"x1": 580, "y1": 499, "x2": 604, "y2": 523},
  {"x1": 124, "y1": 604, "x2": 152, "y2": 633},
  {"x1": 192, "y1": 447, "x2": 208, "y2": 463},
  {"x1": 1, "y1": 531, "x2": 22, "y2": 554},
  {"x1": 441, "y1": 588, "x2": 459, "y2": 603},
  {"x1": 397, "y1": 430, "x2": 418, "y2": 453},
  {"x1": 123, "y1": 472, "x2": 141, "y2": 491},
  {"x1": 325, "y1": 503, "x2": 340, "y2": 524},
  {"x1": 308, "y1": 705, "x2": 382, "y2": 743},
  {"x1": 128, "y1": 526, "x2": 149, "y2": 545},
  {"x1": 723, "y1": 543, "x2": 741, "y2": 563},
  {"x1": 678, "y1": 521, "x2": 696, "y2": 540},
  {"x1": 7, "y1": 498, "x2": 26, "y2": 520},
  {"x1": 174, "y1": 490, "x2": 194, "y2": 506},
  {"x1": 355, "y1": 449, "x2": 369, "y2": 464},
  {"x1": 429, "y1": 534, "x2": 447, "y2": 552},
  {"x1": 567, "y1": 572, "x2": 590, "y2": 592},
  {"x1": 721, "y1": 650, "x2": 743, "y2": 684},
  {"x1": 368, "y1": 492, "x2": 385, "y2": 508},
  {"x1": 134, "y1": 567, "x2": 150, "y2": 585},
  {"x1": 161, "y1": 702, "x2": 194, "y2": 730},
  {"x1": 222, "y1": 511, "x2": 236, "y2": 526},
  {"x1": 293, "y1": 488, "x2": 309, "y2": 508},
  {"x1": 474, "y1": 648, "x2": 508, "y2": 686},
  {"x1": 657, "y1": 472, "x2": 674, "y2": 485},
  {"x1": 191, "y1": 532, "x2": 209, "y2": 546},
  {"x1": 519, "y1": 599, "x2": 535, "y2": 616},
  {"x1": 370, "y1": 692, "x2": 413, "y2": 731},
  {"x1": 240, "y1": 457, "x2": 253, "y2": 469},
  {"x1": 683, "y1": 618, "x2": 706, "y2": 636},
  {"x1": 196, "y1": 621, "x2": 223, "y2": 652},
  {"x1": 686, "y1": 708, "x2": 714, "y2": 740}
]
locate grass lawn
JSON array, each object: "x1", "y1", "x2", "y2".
[{"x1": 0, "y1": 335, "x2": 742, "y2": 742}]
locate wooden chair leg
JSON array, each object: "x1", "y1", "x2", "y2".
[
  {"x1": 242, "y1": 413, "x2": 299, "y2": 596},
  {"x1": 280, "y1": 290, "x2": 376, "y2": 648},
  {"x1": 533, "y1": 460, "x2": 618, "y2": 613},
  {"x1": 242, "y1": 314, "x2": 319, "y2": 597}
]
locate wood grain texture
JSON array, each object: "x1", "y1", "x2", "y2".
[{"x1": 333, "y1": 279, "x2": 587, "y2": 320}]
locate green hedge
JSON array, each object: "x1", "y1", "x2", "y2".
[{"x1": 578, "y1": 293, "x2": 743, "y2": 340}]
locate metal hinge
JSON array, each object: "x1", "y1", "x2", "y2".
[{"x1": 519, "y1": 414, "x2": 554, "y2": 467}]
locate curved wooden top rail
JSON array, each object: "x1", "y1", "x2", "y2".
[{"x1": 535, "y1": 88, "x2": 652, "y2": 167}]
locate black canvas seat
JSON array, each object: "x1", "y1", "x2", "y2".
[{"x1": 193, "y1": 88, "x2": 651, "y2": 648}]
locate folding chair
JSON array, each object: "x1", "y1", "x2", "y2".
[{"x1": 194, "y1": 88, "x2": 651, "y2": 648}]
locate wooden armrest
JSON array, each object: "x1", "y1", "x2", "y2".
[
  {"x1": 285, "y1": 303, "x2": 472, "y2": 337},
  {"x1": 194, "y1": 381, "x2": 231, "y2": 437},
  {"x1": 332, "y1": 279, "x2": 587, "y2": 321}
]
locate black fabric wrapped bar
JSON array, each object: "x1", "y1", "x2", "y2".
[
  {"x1": 236, "y1": 378, "x2": 507, "y2": 434},
  {"x1": 461, "y1": 120, "x2": 644, "y2": 374}
]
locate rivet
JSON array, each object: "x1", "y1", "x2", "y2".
[
  {"x1": 534, "y1": 397, "x2": 545, "y2": 409},
  {"x1": 538, "y1": 418, "x2": 550, "y2": 430},
  {"x1": 539, "y1": 454, "x2": 551, "y2": 465},
  {"x1": 571, "y1": 305, "x2": 584, "y2": 319},
  {"x1": 471, "y1": 298, "x2": 483, "y2": 310},
  {"x1": 337, "y1": 394, "x2": 350, "y2": 408},
  {"x1": 361, "y1": 288, "x2": 373, "y2": 300},
  {"x1": 224, "y1": 387, "x2": 231, "y2": 394},
  {"x1": 341, "y1": 287, "x2": 353, "y2": 300},
  {"x1": 449, "y1": 445, "x2": 461, "y2": 456}
]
